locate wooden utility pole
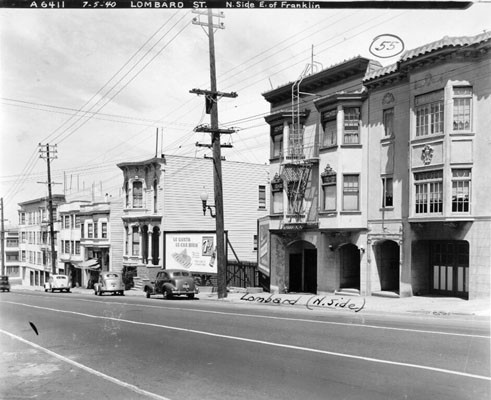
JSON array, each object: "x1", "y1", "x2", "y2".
[
  {"x1": 191, "y1": 10, "x2": 237, "y2": 299},
  {"x1": 39, "y1": 143, "x2": 58, "y2": 275}
]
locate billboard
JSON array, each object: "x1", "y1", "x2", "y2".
[{"x1": 164, "y1": 232, "x2": 217, "y2": 274}]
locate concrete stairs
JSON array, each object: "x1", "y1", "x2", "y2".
[{"x1": 334, "y1": 288, "x2": 361, "y2": 296}]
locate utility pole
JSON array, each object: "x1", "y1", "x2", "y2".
[
  {"x1": 191, "y1": 10, "x2": 237, "y2": 299},
  {"x1": 39, "y1": 144, "x2": 58, "y2": 275},
  {"x1": 0, "y1": 198, "x2": 5, "y2": 276}
]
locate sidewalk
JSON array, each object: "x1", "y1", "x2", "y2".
[{"x1": 8, "y1": 285, "x2": 490, "y2": 317}]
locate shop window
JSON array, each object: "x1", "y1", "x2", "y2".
[
  {"x1": 322, "y1": 109, "x2": 337, "y2": 147},
  {"x1": 343, "y1": 108, "x2": 360, "y2": 144},
  {"x1": 453, "y1": 87, "x2": 472, "y2": 131},
  {"x1": 415, "y1": 90, "x2": 444, "y2": 137},
  {"x1": 383, "y1": 108, "x2": 394, "y2": 137},
  {"x1": 414, "y1": 170, "x2": 443, "y2": 214},
  {"x1": 343, "y1": 174, "x2": 359, "y2": 211},
  {"x1": 452, "y1": 169, "x2": 471, "y2": 212},
  {"x1": 382, "y1": 176, "x2": 393, "y2": 208}
]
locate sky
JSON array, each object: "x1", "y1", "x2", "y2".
[{"x1": 0, "y1": 1, "x2": 490, "y2": 223}]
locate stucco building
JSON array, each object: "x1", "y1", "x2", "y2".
[{"x1": 260, "y1": 32, "x2": 491, "y2": 300}]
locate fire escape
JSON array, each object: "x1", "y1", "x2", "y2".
[{"x1": 279, "y1": 61, "x2": 321, "y2": 228}]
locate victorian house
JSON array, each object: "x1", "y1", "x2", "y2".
[{"x1": 117, "y1": 155, "x2": 269, "y2": 288}]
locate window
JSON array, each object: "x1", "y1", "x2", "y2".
[
  {"x1": 287, "y1": 122, "x2": 304, "y2": 158},
  {"x1": 343, "y1": 108, "x2": 360, "y2": 144},
  {"x1": 271, "y1": 125, "x2": 283, "y2": 158},
  {"x1": 253, "y1": 235, "x2": 258, "y2": 251},
  {"x1": 133, "y1": 181, "x2": 143, "y2": 208},
  {"x1": 21, "y1": 250, "x2": 26, "y2": 262},
  {"x1": 6, "y1": 239, "x2": 18, "y2": 247},
  {"x1": 80, "y1": 224, "x2": 84, "y2": 239},
  {"x1": 322, "y1": 109, "x2": 337, "y2": 147},
  {"x1": 415, "y1": 90, "x2": 444, "y2": 137},
  {"x1": 132, "y1": 226, "x2": 139, "y2": 256},
  {"x1": 323, "y1": 184, "x2": 336, "y2": 211},
  {"x1": 414, "y1": 170, "x2": 443, "y2": 214},
  {"x1": 75, "y1": 215, "x2": 81, "y2": 228},
  {"x1": 383, "y1": 108, "x2": 394, "y2": 137},
  {"x1": 382, "y1": 177, "x2": 393, "y2": 208},
  {"x1": 87, "y1": 223, "x2": 93, "y2": 239},
  {"x1": 101, "y1": 222, "x2": 107, "y2": 238},
  {"x1": 94, "y1": 222, "x2": 98, "y2": 238},
  {"x1": 64, "y1": 215, "x2": 70, "y2": 229},
  {"x1": 19, "y1": 213, "x2": 26, "y2": 225},
  {"x1": 453, "y1": 87, "x2": 472, "y2": 131},
  {"x1": 125, "y1": 181, "x2": 129, "y2": 208},
  {"x1": 75, "y1": 241, "x2": 81, "y2": 255},
  {"x1": 343, "y1": 175, "x2": 359, "y2": 211},
  {"x1": 64, "y1": 241, "x2": 70, "y2": 254},
  {"x1": 452, "y1": 169, "x2": 471, "y2": 212},
  {"x1": 272, "y1": 191, "x2": 283, "y2": 213},
  {"x1": 153, "y1": 180, "x2": 158, "y2": 213},
  {"x1": 258, "y1": 186, "x2": 266, "y2": 209}
]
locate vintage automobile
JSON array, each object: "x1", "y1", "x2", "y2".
[
  {"x1": 94, "y1": 272, "x2": 125, "y2": 296},
  {"x1": 0, "y1": 275, "x2": 10, "y2": 292},
  {"x1": 144, "y1": 269, "x2": 199, "y2": 300},
  {"x1": 44, "y1": 275, "x2": 71, "y2": 293}
]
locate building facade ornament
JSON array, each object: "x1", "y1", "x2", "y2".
[
  {"x1": 421, "y1": 144, "x2": 434, "y2": 165},
  {"x1": 382, "y1": 92, "x2": 395, "y2": 105}
]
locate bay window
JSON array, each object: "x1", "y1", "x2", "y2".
[
  {"x1": 415, "y1": 90, "x2": 444, "y2": 137},
  {"x1": 453, "y1": 87, "x2": 472, "y2": 131}
]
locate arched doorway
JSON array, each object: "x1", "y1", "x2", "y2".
[
  {"x1": 287, "y1": 240, "x2": 317, "y2": 293},
  {"x1": 374, "y1": 240, "x2": 400, "y2": 292},
  {"x1": 339, "y1": 243, "x2": 360, "y2": 289}
]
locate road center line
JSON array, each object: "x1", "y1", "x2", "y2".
[
  {"x1": 67, "y1": 296, "x2": 491, "y2": 339},
  {"x1": 5, "y1": 301, "x2": 491, "y2": 382},
  {"x1": 0, "y1": 328, "x2": 171, "y2": 400}
]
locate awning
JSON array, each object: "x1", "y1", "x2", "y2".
[{"x1": 75, "y1": 259, "x2": 101, "y2": 270}]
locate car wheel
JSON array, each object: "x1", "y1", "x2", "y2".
[
  {"x1": 187, "y1": 293, "x2": 195, "y2": 300},
  {"x1": 164, "y1": 288, "x2": 173, "y2": 300},
  {"x1": 145, "y1": 289, "x2": 151, "y2": 298},
  {"x1": 120, "y1": 291, "x2": 124, "y2": 296},
  {"x1": 45, "y1": 288, "x2": 48, "y2": 292},
  {"x1": 98, "y1": 289, "x2": 102, "y2": 296},
  {"x1": 51, "y1": 288, "x2": 54, "y2": 293}
]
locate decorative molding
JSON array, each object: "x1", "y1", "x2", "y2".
[
  {"x1": 321, "y1": 164, "x2": 337, "y2": 184},
  {"x1": 421, "y1": 144, "x2": 434, "y2": 165},
  {"x1": 382, "y1": 92, "x2": 395, "y2": 105}
]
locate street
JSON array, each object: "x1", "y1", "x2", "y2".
[{"x1": 1, "y1": 290, "x2": 490, "y2": 400}]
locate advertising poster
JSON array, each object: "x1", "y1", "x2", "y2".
[
  {"x1": 165, "y1": 233, "x2": 217, "y2": 274},
  {"x1": 258, "y1": 217, "x2": 270, "y2": 277}
]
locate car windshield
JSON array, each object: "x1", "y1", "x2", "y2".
[
  {"x1": 105, "y1": 274, "x2": 119, "y2": 278},
  {"x1": 0, "y1": 277, "x2": 8, "y2": 282},
  {"x1": 172, "y1": 271, "x2": 190, "y2": 277},
  {"x1": 56, "y1": 276, "x2": 67, "y2": 280}
]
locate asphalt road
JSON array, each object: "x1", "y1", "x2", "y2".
[{"x1": 1, "y1": 290, "x2": 489, "y2": 400}]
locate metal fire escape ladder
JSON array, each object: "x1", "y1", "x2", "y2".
[{"x1": 279, "y1": 64, "x2": 313, "y2": 224}]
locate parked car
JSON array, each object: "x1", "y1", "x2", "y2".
[
  {"x1": 0, "y1": 276, "x2": 10, "y2": 292},
  {"x1": 44, "y1": 275, "x2": 71, "y2": 293},
  {"x1": 144, "y1": 269, "x2": 199, "y2": 299},
  {"x1": 94, "y1": 272, "x2": 125, "y2": 296}
]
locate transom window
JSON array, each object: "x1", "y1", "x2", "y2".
[
  {"x1": 453, "y1": 87, "x2": 472, "y2": 131},
  {"x1": 414, "y1": 170, "x2": 443, "y2": 214},
  {"x1": 415, "y1": 90, "x2": 444, "y2": 137},
  {"x1": 343, "y1": 108, "x2": 360, "y2": 144},
  {"x1": 452, "y1": 169, "x2": 471, "y2": 212}
]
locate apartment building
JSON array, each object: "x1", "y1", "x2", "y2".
[
  {"x1": 364, "y1": 31, "x2": 491, "y2": 300},
  {"x1": 260, "y1": 32, "x2": 491, "y2": 300},
  {"x1": 2, "y1": 226, "x2": 21, "y2": 283},
  {"x1": 18, "y1": 195, "x2": 65, "y2": 286}
]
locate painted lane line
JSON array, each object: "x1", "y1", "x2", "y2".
[
  {"x1": 5, "y1": 301, "x2": 491, "y2": 382},
  {"x1": 15, "y1": 293, "x2": 489, "y2": 339},
  {"x1": 0, "y1": 328, "x2": 171, "y2": 400}
]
